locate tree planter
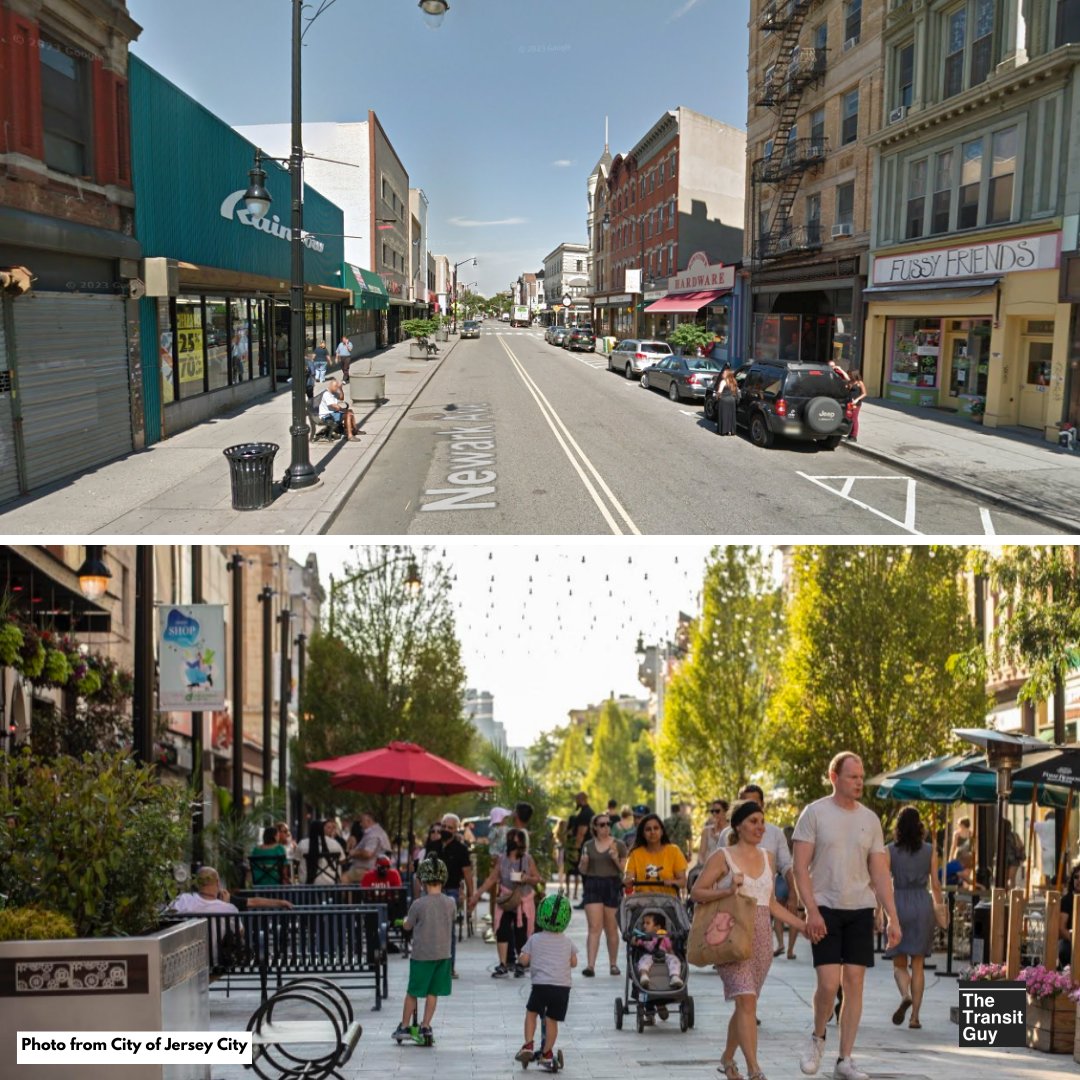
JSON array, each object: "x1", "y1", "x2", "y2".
[
  {"x1": 1027, "y1": 995, "x2": 1075, "y2": 1053},
  {"x1": 0, "y1": 921, "x2": 210, "y2": 1079},
  {"x1": 351, "y1": 373, "x2": 386, "y2": 404},
  {"x1": 1074, "y1": 1002, "x2": 1080, "y2": 1063}
]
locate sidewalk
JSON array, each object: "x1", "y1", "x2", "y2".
[
  {"x1": 204, "y1": 890, "x2": 1072, "y2": 1079},
  {"x1": 842, "y1": 399, "x2": 1080, "y2": 533},
  {"x1": 0, "y1": 337, "x2": 458, "y2": 535}
]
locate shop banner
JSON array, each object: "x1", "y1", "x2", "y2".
[
  {"x1": 670, "y1": 252, "x2": 735, "y2": 294},
  {"x1": 158, "y1": 604, "x2": 226, "y2": 710},
  {"x1": 872, "y1": 231, "x2": 1061, "y2": 285}
]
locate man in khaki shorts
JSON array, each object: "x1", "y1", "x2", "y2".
[{"x1": 793, "y1": 752, "x2": 901, "y2": 1080}]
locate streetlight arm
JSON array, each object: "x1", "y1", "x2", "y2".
[{"x1": 328, "y1": 553, "x2": 421, "y2": 636}]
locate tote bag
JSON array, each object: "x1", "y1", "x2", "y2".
[{"x1": 687, "y1": 850, "x2": 757, "y2": 966}]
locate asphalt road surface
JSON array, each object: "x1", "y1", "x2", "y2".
[{"x1": 331, "y1": 328, "x2": 1058, "y2": 536}]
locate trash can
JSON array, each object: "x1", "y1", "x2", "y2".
[
  {"x1": 970, "y1": 898, "x2": 991, "y2": 966},
  {"x1": 437, "y1": 329, "x2": 449, "y2": 342},
  {"x1": 223, "y1": 442, "x2": 279, "y2": 510}
]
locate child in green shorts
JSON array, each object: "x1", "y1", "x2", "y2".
[{"x1": 392, "y1": 856, "x2": 456, "y2": 1046}]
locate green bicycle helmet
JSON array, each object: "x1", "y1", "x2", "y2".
[
  {"x1": 416, "y1": 856, "x2": 448, "y2": 885},
  {"x1": 535, "y1": 892, "x2": 572, "y2": 933}
]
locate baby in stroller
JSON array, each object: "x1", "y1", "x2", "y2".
[{"x1": 632, "y1": 913, "x2": 684, "y2": 989}]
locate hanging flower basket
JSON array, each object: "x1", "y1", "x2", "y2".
[
  {"x1": 0, "y1": 621, "x2": 24, "y2": 666},
  {"x1": 40, "y1": 648, "x2": 71, "y2": 687},
  {"x1": 1023, "y1": 965, "x2": 1076, "y2": 1053}
]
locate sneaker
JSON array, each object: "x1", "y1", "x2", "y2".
[
  {"x1": 582, "y1": 967, "x2": 596, "y2": 978},
  {"x1": 538, "y1": 1054, "x2": 558, "y2": 1073},
  {"x1": 638, "y1": 971, "x2": 650, "y2": 988},
  {"x1": 799, "y1": 1034, "x2": 825, "y2": 1075},
  {"x1": 491, "y1": 964, "x2": 509, "y2": 978},
  {"x1": 419, "y1": 1026, "x2": 434, "y2": 1045},
  {"x1": 514, "y1": 963, "x2": 526, "y2": 978},
  {"x1": 643, "y1": 1011, "x2": 656, "y2": 1026},
  {"x1": 515, "y1": 1042, "x2": 535, "y2": 1063},
  {"x1": 451, "y1": 969, "x2": 459, "y2": 980},
  {"x1": 483, "y1": 930, "x2": 497, "y2": 944},
  {"x1": 833, "y1": 1059, "x2": 868, "y2": 1080},
  {"x1": 670, "y1": 974, "x2": 684, "y2": 989}
]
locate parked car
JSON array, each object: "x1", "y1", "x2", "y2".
[
  {"x1": 734, "y1": 360, "x2": 854, "y2": 449},
  {"x1": 607, "y1": 338, "x2": 673, "y2": 379},
  {"x1": 544, "y1": 325, "x2": 562, "y2": 344},
  {"x1": 567, "y1": 326, "x2": 596, "y2": 352},
  {"x1": 550, "y1": 325, "x2": 571, "y2": 347},
  {"x1": 461, "y1": 320, "x2": 481, "y2": 339},
  {"x1": 640, "y1": 355, "x2": 723, "y2": 403}
]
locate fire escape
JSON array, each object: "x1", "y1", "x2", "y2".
[{"x1": 752, "y1": 0, "x2": 828, "y2": 262}]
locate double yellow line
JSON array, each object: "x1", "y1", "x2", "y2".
[{"x1": 497, "y1": 336, "x2": 641, "y2": 535}]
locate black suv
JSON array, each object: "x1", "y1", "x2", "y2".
[{"x1": 731, "y1": 361, "x2": 854, "y2": 449}]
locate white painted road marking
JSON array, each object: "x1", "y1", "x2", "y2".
[
  {"x1": 419, "y1": 403, "x2": 497, "y2": 512},
  {"x1": 497, "y1": 335, "x2": 641, "y2": 535},
  {"x1": 980, "y1": 507, "x2": 996, "y2": 535},
  {"x1": 797, "y1": 472, "x2": 924, "y2": 535}
]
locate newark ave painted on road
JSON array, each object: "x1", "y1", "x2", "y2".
[{"x1": 420, "y1": 403, "x2": 497, "y2": 512}]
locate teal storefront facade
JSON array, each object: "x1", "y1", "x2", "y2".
[{"x1": 129, "y1": 56, "x2": 347, "y2": 442}]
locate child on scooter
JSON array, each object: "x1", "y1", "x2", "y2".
[
  {"x1": 515, "y1": 893, "x2": 577, "y2": 1072},
  {"x1": 392, "y1": 856, "x2": 455, "y2": 1047}
]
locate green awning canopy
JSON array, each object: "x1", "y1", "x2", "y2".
[{"x1": 343, "y1": 264, "x2": 389, "y2": 311}]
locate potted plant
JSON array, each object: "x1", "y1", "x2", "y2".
[
  {"x1": 969, "y1": 398, "x2": 986, "y2": 424},
  {"x1": 1021, "y1": 963, "x2": 1076, "y2": 1053},
  {"x1": 667, "y1": 322, "x2": 715, "y2": 358}
]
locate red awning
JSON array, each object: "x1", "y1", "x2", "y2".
[{"x1": 643, "y1": 288, "x2": 730, "y2": 314}]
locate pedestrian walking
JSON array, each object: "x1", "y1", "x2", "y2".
[
  {"x1": 715, "y1": 364, "x2": 738, "y2": 436},
  {"x1": 624, "y1": 813, "x2": 688, "y2": 895},
  {"x1": 515, "y1": 893, "x2": 577, "y2": 1072},
  {"x1": 422, "y1": 813, "x2": 475, "y2": 978},
  {"x1": 846, "y1": 369, "x2": 866, "y2": 442},
  {"x1": 578, "y1": 812, "x2": 626, "y2": 977},
  {"x1": 697, "y1": 800, "x2": 730, "y2": 864},
  {"x1": 470, "y1": 827, "x2": 541, "y2": 977},
  {"x1": 793, "y1": 752, "x2": 901, "y2": 1080},
  {"x1": 691, "y1": 799, "x2": 807, "y2": 1080},
  {"x1": 313, "y1": 340, "x2": 330, "y2": 383},
  {"x1": 392, "y1": 856, "x2": 455, "y2": 1047},
  {"x1": 335, "y1": 335, "x2": 352, "y2": 383},
  {"x1": 566, "y1": 792, "x2": 595, "y2": 906},
  {"x1": 613, "y1": 805, "x2": 636, "y2": 843},
  {"x1": 884, "y1": 806, "x2": 943, "y2": 1030},
  {"x1": 664, "y1": 801, "x2": 694, "y2": 862}
]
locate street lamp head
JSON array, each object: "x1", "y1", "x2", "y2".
[
  {"x1": 602, "y1": 211, "x2": 611, "y2": 231},
  {"x1": 419, "y1": 0, "x2": 449, "y2": 28},
  {"x1": 77, "y1": 545, "x2": 112, "y2": 601},
  {"x1": 243, "y1": 157, "x2": 272, "y2": 220},
  {"x1": 404, "y1": 558, "x2": 422, "y2": 597},
  {"x1": 635, "y1": 633, "x2": 645, "y2": 656}
]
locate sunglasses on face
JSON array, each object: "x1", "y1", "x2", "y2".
[
  {"x1": 594, "y1": 820, "x2": 610, "y2": 827},
  {"x1": 710, "y1": 808, "x2": 724, "y2": 814}
]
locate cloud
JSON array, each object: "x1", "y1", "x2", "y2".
[
  {"x1": 551, "y1": 159, "x2": 574, "y2": 168},
  {"x1": 449, "y1": 216, "x2": 527, "y2": 227},
  {"x1": 669, "y1": 0, "x2": 704, "y2": 21}
]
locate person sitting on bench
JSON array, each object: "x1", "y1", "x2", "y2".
[{"x1": 319, "y1": 379, "x2": 360, "y2": 441}]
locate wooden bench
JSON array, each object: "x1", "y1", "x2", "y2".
[
  {"x1": 162, "y1": 905, "x2": 386, "y2": 1007},
  {"x1": 245, "y1": 976, "x2": 361, "y2": 1080}
]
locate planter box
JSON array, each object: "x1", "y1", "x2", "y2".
[
  {"x1": 1075, "y1": 1002, "x2": 1080, "y2": 1064},
  {"x1": 1027, "y1": 995, "x2": 1076, "y2": 1054},
  {"x1": 0, "y1": 920, "x2": 210, "y2": 1079},
  {"x1": 351, "y1": 373, "x2": 386, "y2": 404}
]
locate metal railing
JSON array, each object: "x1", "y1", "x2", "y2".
[
  {"x1": 757, "y1": 47, "x2": 828, "y2": 106},
  {"x1": 753, "y1": 137, "x2": 829, "y2": 183},
  {"x1": 758, "y1": 0, "x2": 815, "y2": 32},
  {"x1": 755, "y1": 224, "x2": 823, "y2": 261}
]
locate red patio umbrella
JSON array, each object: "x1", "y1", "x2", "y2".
[{"x1": 307, "y1": 741, "x2": 497, "y2": 868}]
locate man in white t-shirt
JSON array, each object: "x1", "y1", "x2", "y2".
[
  {"x1": 351, "y1": 811, "x2": 392, "y2": 874},
  {"x1": 793, "y1": 752, "x2": 901, "y2": 1080},
  {"x1": 318, "y1": 379, "x2": 359, "y2": 440},
  {"x1": 169, "y1": 867, "x2": 238, "y2": 915}
]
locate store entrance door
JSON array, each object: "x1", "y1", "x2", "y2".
[
  {"x1": 1019, "y1": 337, "x2": 1054, "y2": 430},
  {"x1": 943, "y1": 319, "x2": 991, "y2": 408}
]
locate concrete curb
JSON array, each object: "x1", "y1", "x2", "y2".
[
  {"x1": 313, "y1": 335, "x2": 461, "y2": 534},
  {"x1": 841, "y1": 440, "x2": 1080, "y2": 534}
]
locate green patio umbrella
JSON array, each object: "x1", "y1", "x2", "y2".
[
  {"x1": 920, "y1": 764, "x2": 1069, "y2": 807},
  {"x1": 869, "y1": 753, "x2": 970, "y2": 802}
]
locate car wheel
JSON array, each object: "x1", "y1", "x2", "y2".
[
  {"x1": 625, "y1": 363, "x2": 634, "y2": 380},
  {"x1": 821, "y1": 435, "x2": 843, "y2": 450},
  {"x1": 703, "y1": 395, "x2": 716, "y2": 422},
  {"x1": 804, "y1": 395, "x2": 844, "y2": 434},
  {"x1": 750, "y1": 412, "x2": 774, "y2": 449},
  {"x1": 641, "y1": 373, "x2": 650, "y2": 389},
  {"x1": 668, "y1": 381, "x2": 679, "y2": 402}
]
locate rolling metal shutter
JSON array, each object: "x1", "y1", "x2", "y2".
[
  {"x1": 0, "y1": 300, "x2": 20, "y2": 504},
  {"x1": 13, "y1": 293, "x2": 132, "y2": 490}
]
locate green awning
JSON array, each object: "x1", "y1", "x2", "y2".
[{"x1": 343, "y1": 264, "x2": 389, "y2": 311}]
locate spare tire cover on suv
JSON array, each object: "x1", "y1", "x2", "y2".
[{"x1": 804, "y1": 396, "x2": 844, "y2": 434}]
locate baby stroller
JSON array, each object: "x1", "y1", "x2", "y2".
[{"x1": 614, "y1": 882, "x2": 695, "y2": 1033}]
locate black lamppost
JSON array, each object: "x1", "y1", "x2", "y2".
[
  {"x1": 602, "y1": 209, "x2": 654, "y2": 339},
  {"x1": 451, "y1": 257, "x2": 477, "y2": 332},
  {"x1": 242, "y1": 0, "x2": 449, "y2": 490},
  {"x1": 258, "y1": 584, "x2": 274, "y2": 789},
  {"x1": 226, "y1": 552, "x2": 245, "y2": 818},
  {"x1": 277, "y1": 609, "x2": 293, "y2": 794}
]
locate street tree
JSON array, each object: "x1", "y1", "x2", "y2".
[
  {"x1": 583, "y1": 698, "x2": 644, "y2": 807},
  {"x1": 657, "y1": 546, "x2": 784, "y2": 811},
  {"x1": 294, "y1": 548, "x2": 474, "y2": 824},
  {"x1": 767, "y1": 545, "x2": 989, "y2": 808},
  {"x1": 538, "y1": 721, "x2": 590, "y2": 813}
]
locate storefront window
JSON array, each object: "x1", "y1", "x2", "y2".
[
  {"x1": 205, "y1": 297, "x2": 229, "y2": 391},
  {"x1": 252, "y1": 300, "x2": 267, "y2": 378},
  {"x1": 754, "y1": 314, "x2": 780, "y2": 361},
  {"x1": 158, "y1": 298, "x2": 176, "y2": 405},
  {"x1": 704, "y1": 302, "x2": 731, "y2": 361},
  {"x1": 175, "y1": 297, "x2": 206, "y2": 400},
  {"x1": 889, "y1": 318, "x2": 942, "y2": 387},
  {"x1": 229, "y1": 298, "x2": 251, "y2": 384},
  {"x1": 947, "y1": 319, "x2": 990, "y2": 397}
]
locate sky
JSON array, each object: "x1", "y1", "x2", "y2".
[
  {"x1": 127, "y1": 0, "x2": 749, "y2": 296},
  {"x1": 290, "y1": 541, "x2": 719, "y2": 747}
]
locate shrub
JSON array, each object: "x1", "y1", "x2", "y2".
[
  {"x1": 0, "y1": 907, "x2": 77, "y2": 942},
  {"x1": 0, "y1": 749, "x2": 188, "y2": 937},
  {"x1": 667, "y1": 323, "x2": 714, "y2": 356}
]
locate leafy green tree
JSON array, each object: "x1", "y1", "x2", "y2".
[
  {"x1": 583, "y1": 699, "x2": 643, "y2": 806},
  {"x1": 294, "y1": 548, "x2": 474, "y2": 826},
  {"x1": 482, "y1": 745, "x2": 554, "y2": 884},
  {"x1": 539, "y1": 722, "x2": 590, "y2": 814},
  {"x1": 657, "y1": 546, "x2": 784, "y2": 811},
  {"x1": 767, "y1": 545, "x2": 990, "y2": 808}
]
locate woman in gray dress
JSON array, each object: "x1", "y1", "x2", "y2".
[{"x1": 884, "y1": 807, "x2": 942, "y2": 1029}]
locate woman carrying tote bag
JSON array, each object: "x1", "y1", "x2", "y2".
[{"x1": 690, "y1": 799, "x2": 807, "y2": 1080}]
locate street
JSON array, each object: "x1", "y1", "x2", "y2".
[{"x1": 331, "y1": 328, "x2": 1058, "y2": 536}]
